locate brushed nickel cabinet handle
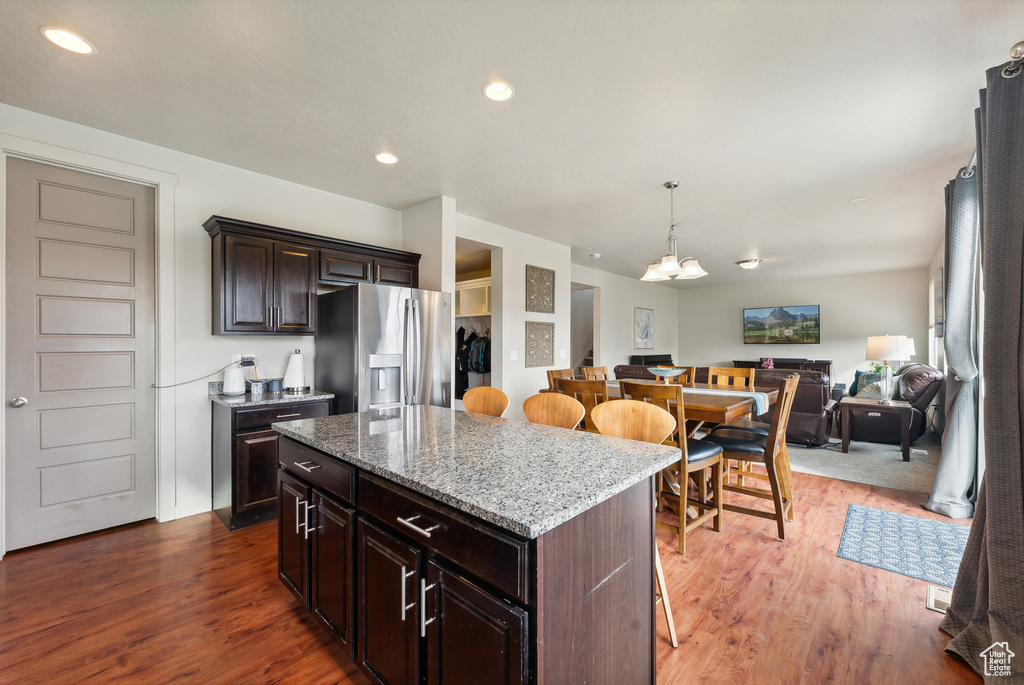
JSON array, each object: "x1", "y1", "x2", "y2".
[
  {"x1": 276, "y1": 413, "x2": 302, "y2": 418},
  {"x1": 294, "y1": 461, "x2": 321, "y2": 472},
  {"x1": 396, "y1": 514, "x2": 440, "y2": 538},
  {"x1": 420, "y1": 579, "x2": 436, "y2": 637}
]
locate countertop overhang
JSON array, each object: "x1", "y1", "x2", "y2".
[{"x1": 273, "y1": 405, "x2": 680, "y2": 538}]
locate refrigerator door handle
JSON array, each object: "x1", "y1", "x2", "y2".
[
  {"x1": 403, "y1": 299, "x2": 412, "y2": 404},
  {"x1": 409, "y1": 299, "x2": 420, "y2": 404}
]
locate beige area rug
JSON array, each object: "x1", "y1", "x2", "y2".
[{"x1": 786, "y1": 431, "x2": 941, "y2": 495}]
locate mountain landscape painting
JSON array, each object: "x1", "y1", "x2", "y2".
[{"x1": 743, "y1": 305, "x2": 820, "y2": 344}]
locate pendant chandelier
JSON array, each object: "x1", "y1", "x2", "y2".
[{"x1": 640, "y1": 181, "x2": 708, "y2": 281}]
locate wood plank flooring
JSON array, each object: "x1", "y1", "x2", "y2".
[{"x1": 0, "y1": 471, "x2": 980, "y2": 684}]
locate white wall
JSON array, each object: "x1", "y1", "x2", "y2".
[
  {"x1": 677, "y1": 268, "x2": 930, "y2": 388},
  {"x1": 0, "y1": 103, "x2": 403, "y2": 524},
  {"x1": 571, "y1": 264, "x2": 680, "y2": 369},
  {"x1": 457, "y1": 214, "x2": 571, "y2": 420}
]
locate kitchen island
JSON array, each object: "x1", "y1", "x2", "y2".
[{"x1": 273, "y1": 404, "x2": 679, "y2": 685}]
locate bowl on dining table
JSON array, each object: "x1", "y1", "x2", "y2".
[{"x1": 647, "y1": 366, "x2": 686, "y2": 383}]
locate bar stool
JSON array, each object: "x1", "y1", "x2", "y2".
[
  {"x1": 590, "y1": 399, "x2": 680, "y2": 648},
  {"x1": 462, "y1": 386, "x2": 510, "y2": 417}
]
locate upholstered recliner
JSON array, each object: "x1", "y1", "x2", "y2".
[
  {"x1": 611, "y1": 365, "x2": 837, "y2": 446},
  {"x1": 836, "y1": 363, "x2": 943, "y2": 444}
]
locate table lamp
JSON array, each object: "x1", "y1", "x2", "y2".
[{"x1": 865, "y1": 335, "x2": 910, "y2": 404}]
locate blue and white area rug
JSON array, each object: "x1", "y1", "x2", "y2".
[{"x1": 837, "y1": 504, "x2": 971, "y2": 587}]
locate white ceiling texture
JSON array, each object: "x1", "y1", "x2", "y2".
[{"x1": 1, "y1": 1, "x2": 1020, "y2": 287}]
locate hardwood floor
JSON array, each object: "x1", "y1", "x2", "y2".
[{"x1": 0, "y1": 471, "x2": 979, "y2": 684}]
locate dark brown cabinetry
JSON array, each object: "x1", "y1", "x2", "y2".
[
  {"x1": 217, "y1": 233, "x2": 316, "y2": 335},
  {"x1": 206, "y1": 216, "x2": 421, "y2": 335},
  {"x1": 277, "y1": 459, "x2": 357, "y2": 658},
  {"x1": 733, "y1": 358, "x2": 833, "y2": 381},
  {"x1": 212, "y1": 398, "x2": 330, "y2": 530},
  {"x1": 279, "y1": 439, "x2": 530, "y2": 685}
]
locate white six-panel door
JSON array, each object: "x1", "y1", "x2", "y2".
[{"x1": 4, "y1": 158, "x2": 156, "y2": 550}]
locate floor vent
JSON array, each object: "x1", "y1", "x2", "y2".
[{"x1": 926, "y1": 584, "x2": 952, "y2": 613}]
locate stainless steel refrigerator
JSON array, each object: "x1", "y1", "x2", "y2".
[{"x1": 315, "y1": 283, "x2": 452, "y2": 414}]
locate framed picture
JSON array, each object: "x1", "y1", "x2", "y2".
[
  {"x1": 633, "y1": 307, "x2": 654, "y2": 349},
  {"x1": 525, "y1": 321, "x2": 555, "y2": 367},
  {"x1": 525, "y1": 265, "x2": 555, "y2": 313},
  {"x1": 742, "y1": 305, "x2": 820, "y2": 344}
]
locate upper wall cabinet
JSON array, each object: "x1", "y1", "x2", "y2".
[{"x1": 206, "y1": 216, "x2": 420, "y2": 335}]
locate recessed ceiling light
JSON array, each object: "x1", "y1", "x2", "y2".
[
  {"x1": 736, "y1": 259, "x2": 762, "y2": 270},
  {"x1": 850, "y1": 196, "x2": 868, "y2": 203},
  {"x1": 374, "y1": 152, "x2": 399, "y2": 164},
  {"x1": 483, "y1": 81, "x2": 515, "y2": 101},
  {"x1": 40, "y1": 26, "x2": 96, "y2": 55},
  {"x1": 590, "y1": 252, "x2": 601, "y2": 259}
]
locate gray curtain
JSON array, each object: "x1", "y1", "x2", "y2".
[
  {"x1": 940, "y1": 63, "x2": 1024, "y2": 683},
  {"x1": 923, "y1": 166, "x2": 979, "y2": 518}
]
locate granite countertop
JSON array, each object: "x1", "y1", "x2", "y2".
[
  {"x1": 209, "y1": 383, "x2": 334, "y2": 408},
  {"x1": 273, "y1": 404, "x2": 680, "y2": 539}
]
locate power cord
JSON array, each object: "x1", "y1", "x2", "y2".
[{"x1": 151, "y1": 357, "x2": 255, "y2": 389}]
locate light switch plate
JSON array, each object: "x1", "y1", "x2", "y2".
[
  {"x1": 510, "y1": 350, "x2": 518, "y2": 361},
  {"x1": 559, "y1": 349, "x2": 566, "y2": 358}
]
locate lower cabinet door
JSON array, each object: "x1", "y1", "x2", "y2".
[
  {"x1": 278, "y1": 470, "x2": 311, "y2": 604},
  {"x1": 358, "y1": 519, "x2": 421, "y2": 685},
  {"x1": 312, "y1": 492, "x2": 355, "y2": 657},
  {"x1": 424, "y1": 561, "x2": 528, "y2": 685},
  {"x1": 236, "y1": 430, "x2": 279, "y2": 514}
]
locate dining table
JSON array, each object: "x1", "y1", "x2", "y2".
[{"x1": 606, "y1": 379, "x2": 778, "y2": 425}]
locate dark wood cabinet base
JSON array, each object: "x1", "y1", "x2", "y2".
[{"x1": 277, "y1": 436, "x2": 656, "y2": 685}]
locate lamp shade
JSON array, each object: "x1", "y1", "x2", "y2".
[
  {"x1": 641, "y1": 260, "x2": 670, "y2": 281},
  {"x1": 903, "y1": 337, "x2": 916, "y2": 358},
  {"x1": 675, "y1": 257, "x2": 708, "y2": 279},
  {"x1": 656, "y1": 253, "x2": 683, "y2": 277},
  {"x1": 866, "y1": 334, "x2": 911, "y2": 361}
]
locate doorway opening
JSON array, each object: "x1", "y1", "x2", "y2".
[
  {"x1": 571, "y1": 283, "x2": 599, "y2": 375},
  {"x1": 455, "y1": 238, "x2": 493, "y2": 401}
]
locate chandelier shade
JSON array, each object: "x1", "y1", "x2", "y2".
[{"x1": 639, "y1": 181, "x2": 707, "y2": 281}]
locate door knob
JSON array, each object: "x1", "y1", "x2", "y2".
[{"x1": 10, "y1": 397, "x2": 27, "y2": 408}]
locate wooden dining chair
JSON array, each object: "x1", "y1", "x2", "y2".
[
  {"x1": 620, "y1": 381, "x2": 724, "y2": 555},
  {"x1": 546, "y1": 368, "x2": 574, "y2": 391},
  {"x1": 554, "y1": 378, "x2": 609, "y2": 433},
  {"x1": 708, "y1": 366, "x2": 755, "y2": 388},
  {"x1": 462, "y1": 386, "x2": 510, "y2": 417},
  {"x1": 581, "y1": 365, "x2": 610, "y2": 381},
  {"x1": 701, "y1": 374, "x2": 799, "y2": 540},
  {"x1": 589, "y1": 399, "x2": 679, "y2": 648},
  {"x1": 522, "y1": 393, "x2": 585, "y2": 430},
  {"x1": 707, "y1": 366, "x2": 757, "y2": 483}
]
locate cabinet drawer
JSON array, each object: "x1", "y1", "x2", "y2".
[
  {"x1": 279, "y1": 438, "x2": 355, "y2": 504},
  {"x1": 236, "y1": 401, "x2": 329, "y2": 431},
  {"x1": 359, "y1": 473, "x2": 529, "y2": 603}
]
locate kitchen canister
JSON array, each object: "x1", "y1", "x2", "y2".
[{"x1": 248, "y1": 380, "x2": 264, "y2": 399}]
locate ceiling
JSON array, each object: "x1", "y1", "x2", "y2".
[{"x1": 1, "y1": 1, "x2": 1019, "y2": 287}]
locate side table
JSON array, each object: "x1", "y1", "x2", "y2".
[{"x1": 840, "y1": 396, "x2": 913, "y2": 461}]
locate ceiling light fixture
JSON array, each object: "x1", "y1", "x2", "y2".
[
  {"x1": 850, "y1": 196, "x2": 868, "y2": 203},
  {"x1": 39, "y1": 26, "x2": 96, "y2": 54},
  {"x1": 736, "y1": 258, "x2": 761, "y2": 270},
  {"x1": 483, "y1": 81, "x2": 515, "y2": 101},
  {"x1": 640, "y1": 181, "x2": 708, "y2": 282},
  {"x1": 374, "y1": 152, "x2": 399, "y2": 164}
]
